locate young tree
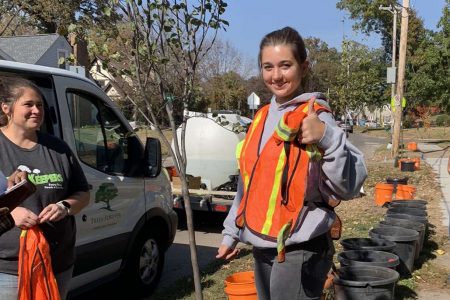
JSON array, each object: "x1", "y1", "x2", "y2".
[{"x1": 87, "y1": 1, "x2": 229, "y2": 298}]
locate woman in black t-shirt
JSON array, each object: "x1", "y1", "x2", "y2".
[{"x1": 0, "y1": 77, "x2": 90, "y2": 300}]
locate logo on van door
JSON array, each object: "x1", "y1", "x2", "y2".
[{"x1": 95, "y1": 182, "x2": 118, "y2": 211}]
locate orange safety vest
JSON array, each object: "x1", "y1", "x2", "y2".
[
  {"x1": 18, "y1": 227, "x2": 61, "y2": 300},
  {"x1": 235, "y1": 102, "x2": 329, "y2": 262}
]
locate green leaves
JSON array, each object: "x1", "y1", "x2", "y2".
[
  {"x1": 103, "y1": 6, "x2": 112, "y2": 17},
  {"x1": 84, "y1": 0, "x2": 229, "y2": 128},
  {"x1": 336, "y1": 0, "x2": 449, "y2": 113}
]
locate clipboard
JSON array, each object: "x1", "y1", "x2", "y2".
[{"x1": 0, "y1": 179, "x2": 36, "y2": 211}]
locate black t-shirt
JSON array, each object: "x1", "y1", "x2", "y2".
[{"x1": 0, "y1": 130, "x2": 89, "y2": 274}]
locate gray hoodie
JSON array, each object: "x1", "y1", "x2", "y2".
[{"x1": 221, "y1": 92, "x2": 368, "y2": 249}]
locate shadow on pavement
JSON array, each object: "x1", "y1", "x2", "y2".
[{"x1": 175, "y1": 209, "x2": 228, "y2": 233}]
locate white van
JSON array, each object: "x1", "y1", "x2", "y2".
[{"x1": 0, "y1": 60, "x2": 178, "y2": 296}]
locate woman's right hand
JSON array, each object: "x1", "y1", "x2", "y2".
[
  {"x1": 216, "y1": 244, "x2": 241, "y2": 260},
  {"x1": 10, "y1": 207, "x2": 39, "y2": 229}
]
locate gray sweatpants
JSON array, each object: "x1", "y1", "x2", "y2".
[{"x1": 252, "y1": 233, "x2": 334, "y2": 300}]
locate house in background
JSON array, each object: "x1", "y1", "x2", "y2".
[
  {"x1": 90, "y1": 58, "x2": 123, "y2": 104},
  {"x1": 0, "y1": 34, "x2": 71, "y2": 69}
]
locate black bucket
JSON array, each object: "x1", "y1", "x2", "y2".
[
  {"x1": 369, "y1": 226, "x2": 419, "y2": 277},
  {"x1": 379, "y1": 219, "x2": 425, "y2": 259},
  {"x1": 400, "y1": 161, "x2": 415, "y2": 172},
  {"x1": 391, "y1": 199, "x2": 428, "y2": 206},
  {"x1": 385, "y1": 213, "x2": 427, "y2": 227},
  {"x1": 340, "y1": 238, "x2": 396, "y2": 252},
  {"x1": 387, "y1": 206, "x2": 427, "y2": 217},
  {"x1": 337, "y1": 250, "x2": 399, "y2": 269},
  {"x1": 386, "y1": 177, "x2": 408, "y2": 185},
  {"x1": 333, "y1": 266, "x2": 400, "y2": 300},
  {"x1": 388, "y1": 202, "x2": 427, "y2": 210}
]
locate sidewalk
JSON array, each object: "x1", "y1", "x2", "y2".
[
  {"x1": 417, "y1": 143, "x2": 450, "y2": 299},
  {"x1": 419, "y1": 143, "x2": 450, "y2": 234}
]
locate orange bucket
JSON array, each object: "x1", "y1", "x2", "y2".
[
  {"x1": 396, "y1": 185, "x2": 416, "y2": 200},
  {"x1": 411, "y1": 157, "x2": 420, "y2": 170},
  {"x1": 375, "y1": 183, "x2": 394, "y2": 206},
  {"x1": 374, "y1": 183, "x2": 416, "y2": 206},
  {"x1": 224, "y1": 271, "x2": 258, "y2": 300},
  {"x1": 407, "y1": 142, "x2": 418, "y2": 151}
]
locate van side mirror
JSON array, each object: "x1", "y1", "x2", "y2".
[{"x1": 144, "y1": 137, "x2": 161, "y2": 178}]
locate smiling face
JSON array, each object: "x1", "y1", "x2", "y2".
[
  {"x1": 261, "y1": 45, "x2": 308, "y2": 104},
  {"x1": 1, "y1": 87, "x2": 44, "y2": 132}
]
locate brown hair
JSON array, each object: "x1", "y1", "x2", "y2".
[
  {"x1": 0, "y1": 77, "x2": 43, "y2": 126},
  {"x1": 258, "y1": 27, "x2": 310, "y2": 92},
  {"x1": 258, "y1": 26, "x2": 308, "y2": 69}
]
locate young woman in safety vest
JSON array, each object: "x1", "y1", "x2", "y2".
[{"x1": 216, "y1": 27, "x2": 368, "y2": 300}]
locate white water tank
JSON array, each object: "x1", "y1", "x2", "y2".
[{"x1": 173, "y1": 112, "x2": 251, "y2": 189}]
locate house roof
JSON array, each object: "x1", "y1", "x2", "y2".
[{"x1": 0, "y1": 34, "x2": 63, "y2": 64}]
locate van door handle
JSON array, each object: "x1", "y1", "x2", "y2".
[{"x1": 88, "y1": 184, "x2": 93, "y2": 190}]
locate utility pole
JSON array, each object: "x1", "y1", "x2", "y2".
[
  {"x1": 379, "y1": 4, "x2": 401, "y2": 100},
  {"x1": 392, "y1": 0, "x2": 410, "y2": 159}
]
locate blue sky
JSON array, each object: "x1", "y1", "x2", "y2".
[{"x1": 219, "y1": 0, "x2": 447, "y2": 60}]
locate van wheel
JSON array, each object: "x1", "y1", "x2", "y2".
[{"x1": 123, "y1": 229, "x2": 164, "y2": 295}]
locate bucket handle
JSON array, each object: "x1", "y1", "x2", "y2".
[
  {"x1": 365, "y1": 284, "x2": 373, "y2": 295},
  {"x1": 392, "y1": 182, "x2": 398, "y2": 197}
]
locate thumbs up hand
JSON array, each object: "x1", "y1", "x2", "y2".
[{"x1": 300, "y1": 97, "x2": 325, "y2": 144}]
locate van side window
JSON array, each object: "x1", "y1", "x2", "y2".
[{"x1": 66, "y1": 92, "x2": 143, "y2": 176}]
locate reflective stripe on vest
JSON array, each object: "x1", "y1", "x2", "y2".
[
  {"x1": 18, "y1": 227, "x2": 61, "y2": 300},
  {"x1": 235, "y1": 102, "x2": 330, "y2": 261},
  {"x1": 262, "y1": 146, "x2": 287, "y2": 235},
  {"x1": 237, "y1": 108, "x2": 267, "y2": 191}
]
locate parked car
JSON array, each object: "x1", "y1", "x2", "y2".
[
  {"x1": 365, "y1": 120, "x2": 379, "y2": 128},
  {"x1": 337, "y1": 119, "x2": 354, "y2": 134},
  {"x1": 0, "y1": 60, "x2": 178, "y2": 297}
]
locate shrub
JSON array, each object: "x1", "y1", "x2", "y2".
[
  {"x1": 435, "y1": 114, "x2": 450, "y2": 126},
  {"x1": 403, "y1": 115, "x2": 413, "y2": 128}
]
